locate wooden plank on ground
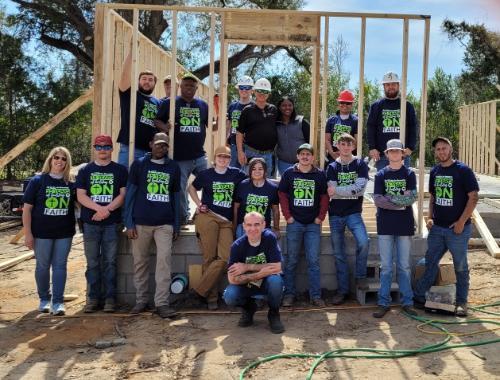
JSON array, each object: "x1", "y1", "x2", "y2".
[
  {"x1": 9, "y1": 228, "x2": 25, "y2": 244},
  {"x1": 0, "y1": 252, "x2": 34, "y2": 272},
  {"x1": 472, "y1": 209, "x2": 500, "y2": 258}
]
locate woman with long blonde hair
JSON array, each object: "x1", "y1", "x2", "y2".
[{"x1": 22, "y1": 147, "x2": 76, "y2": 316}]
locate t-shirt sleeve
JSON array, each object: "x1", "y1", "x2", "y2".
[
  {"x1": 118, "y1": 165, "x2": 129, "y2": 189},
  {"x1": 270, "y1": 183, "x2": 279, "y2": 205},
  {"x1": 429, "y1": 169, "x2": 436, "y2": 196},
  {"x1": 238, "y1": 107, "x2": 250, "y2": 134},
  {"x1": 374, "y1": 171, "x2": 384, "y2": 195},
  {"x1": 128, "y1": 160, "x2": 141, "y2": 186},
  {"x1": 22, "y1": 176, "x2": 41, "y2": 205},
  {"x1": 228, "y1": 241, "x2": 243, "y2": 266},
  {"x1": 359, "y1": 160, "x2": 369, "y2": 179},
  {"x1": 462, "y1": 165, "x2": 480, "y2": 193},
  {"x1": 172, "y1": 163, "x2": 181, "y2": 192},
  {"x1": 325, "y1": 117, "x2": 333, "y2": 134},
  {"x1": 75, "y1": 165, "x2": 88, "y2": 190},
  {"x1": 191, "y1": 170, "x2": 205, "y2": 190},
  {"x1": 318, "y1": 171, "x2": 327, "y2": 194},
  {"x1": 156, "y1": 98, "x2": 170, "y2": 122},
  {"x1": 278, "y1": 172, "x2": 289, "y2": 192}
]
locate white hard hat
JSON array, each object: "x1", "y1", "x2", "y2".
[
  {"x1": 381, "y1": 71, "x2": 400, "y2": 84},
  {"x1": 253, "y1": 78, "x2": 272, "y2": 92},
  {"x1": 236, "y1": 75, "x2": 254, "y2": 88}
]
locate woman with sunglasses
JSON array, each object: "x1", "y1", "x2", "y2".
[
  {"x1": 275, "y1": 96, "x2": 310, "y2": 176},
  {"x1": 23, "y1": 147, "x2": 76, "y2": 316},
  {"x1": 233, "y1": 157, "x2": 280, "y2": 239}
]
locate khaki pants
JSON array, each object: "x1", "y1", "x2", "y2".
[
  {"x1": 132, "y1": 224, "x2": 173, "y2": 307},
  {"x1": 194, "y1": 212, "x2": 233, "y2": 302}
]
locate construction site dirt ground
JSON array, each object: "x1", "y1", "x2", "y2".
[{"x1": 0, "y1": 230, "x2": 499, "y2": 380}]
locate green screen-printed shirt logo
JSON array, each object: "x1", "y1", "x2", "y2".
[
  {"x1": 434, "y1": 175, "x2": 453, "y2": 206},
  {"x1": 382, "y1": 109, "x2": 400, "y2": 133},
  {"x1": 244, "y1": 193, "x2": 269, "y2": 216},
  {"x1": 384, "y1": 179, "x2": 407, "y2": 196},
  {"x1": 146, "y1": 170, "x2": 170, "y2": 202},
  {"x1": 230, "y1": 110, "x2": 242, "y2": 134},
  {"x1": 44, "y1": 186, "x2": 71, "y2": 216},
  {"x1": 293, "y1": 178, "x2": 315, "y2": 207},
  {"x1": 139, "y1": 102, "x2": 158, "y2": 127},
  {"x1": 245, "y1": 252, "x2": 267, "y2": 265},
  {"x1": 212, "y1": 182, "x2": 234, "y2": 208},
  {"x1": 179, "y1": 107, "x2": 201, "y2": 133},
  {"x1": 332, "y1": 124, "x2": 352, "y2": 147},
  {"x1": 89, "y1": 172, "x2": 114, "y2": 204}
]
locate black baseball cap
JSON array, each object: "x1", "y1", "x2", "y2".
[{"x1": 432, "y1": 136, "x2": 452, "y2": 148}]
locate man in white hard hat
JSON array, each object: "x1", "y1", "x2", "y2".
[
  {"x1": 227, "y1": 76, "x2": 254, "y2": 168},
  {"x1": 236, "y1": 77, "x2": 278, "y2": 177},
  {"x1": 367, "y1": 71, "x2": 418, "y2": 170}
]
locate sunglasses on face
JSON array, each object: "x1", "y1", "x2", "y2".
[
  {"x1": 238, "y1": 85, "x2": 253, "y2": 91},
  {"x1": 53, "y1": 155, "x2": 67, "y2": 162},
  {"x1": 94, "y1": 145, "x2": 113, "y2": 151},
  {"x1": 255, "y1": 89, "x2": 271, "y2": 95},
  {"x1": 339, "y1": 102, "x2": 352, "y2": 106}
]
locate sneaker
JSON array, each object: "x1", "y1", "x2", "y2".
[
  {"x1": 38, "y1": 300, "x2": 51, "y2": 313},
  {"x1": 130, "y1": 302, "x2": 148, "y2": 314},
  {"x1": 51, "y1": 303, "x2": 65, "y2": 316},
  {"x1": 311, "y1": 298, "x2": 326, "y2": 308},
  {"x1": 331, "y1": 293, "x2": 346, "y2": 305},
  {"x1": 207, "y1": 300, "x2": 218, "y2": 311},
  {"x1": 103, "y1": 298, "x2": 116, "y2": 313},
  {"x1": 455, "y1": 303, "x2": 468, "y2": 317},
  {"x1": 402, "y1": 305, "x2": 418, "y2": 316},
  {"x1": 84, "y1": 299, "x2": 99, "y2": 313},
  {"x1": 268, "y1": 308, "x2": 285, "y2": 334},
  {"x1": 413, "y1": 297, "x2": 426, "y2": 310},
  {"x1": 238, "y1": 300, "x2": 257, "y2": 327},
  {"x1": 372, "y1": 306, "x2": 390, "y2": 318},
  {"x1": 156, "y1": 305, "x2": 177, "y2": 319},
  {"x1": 281, "y1": 294, "x2": 295, "y2": 307},
  {"x1": 356, "y1": 278, "x2": 370, "y2": 290}
]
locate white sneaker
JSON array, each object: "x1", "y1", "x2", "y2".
[
  {"x1": 51, "y1": 303, "x2": 65, "y2": 316},
  {"x1": 38, "y1": 300, "x2": 51, "y2": 313}
]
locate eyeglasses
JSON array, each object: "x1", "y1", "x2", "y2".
[
  {"x1": 94, "y1": 145, "x2": 113, "y2": 151},
  {"x1": 238, "y1": 85, "x2": 253, "y2": 91},
  {"x1": 339, "y1": 102, "x2": 352, "y2": 106},
  {"x1": 255, "y1": 89, "x2": 271, "y2": 95},
  {"x1": 53, "y1": 155, "x2": 67, "y2": 162}
]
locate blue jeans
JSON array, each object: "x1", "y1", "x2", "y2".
[
  {"x1": 34, "y1": 237, "x2": 73, "y2": 304},
  {"x1": 277, "y1": 159, "x2": 294, "y2": 177},
  {"x1": 375, "y1": 155, "x2": 411, "y2": 171},
  {"x1": 244, "y1": 144, "x2": 273, "y2": 178},
  {"x1": 224, "y1": 274, "x2": 284, "y2": 309},
  {"x1": 377, "y1": 235, "x2": 413, "y2": 307},
  {"x1": 178, "y1": 155, "x2": 208, "y2": 223},
  {"x1": 329, "y1": 213, "x2": 369, "y2": 295},
  {"x1": 284, "y1": 221, "x2": 321, "y2": 299},
  {"x1": 230, "y1": 144, "x2": 241, "y2": 169},
  {"x1": 414, "y1": 224, "x2": 471, "y2": 304},
  {"x1": 83, "y1": 223, "x2": 119, "y2": 300},
  {"x1": 118, "y1": 144, "x2": 148, "y2": 167}
]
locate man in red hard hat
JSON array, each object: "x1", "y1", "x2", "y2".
[{"x1": 325, "y1": 89, "x2": 358, "y2": 163}]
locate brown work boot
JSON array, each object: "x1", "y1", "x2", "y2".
[
  {"x1": 331, "y1": 293, "x2": 346, "y2": 305},
  {"x1": 372, "y1": 305, "x2": 390, "y2": 318},
  {"x1": 84, "y1": 299, "x2": 99, "y2": 313},
  {"x1": 311, "y1": 298, "x2": 326, "y2": 308}
]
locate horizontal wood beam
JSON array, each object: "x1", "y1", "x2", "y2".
[{"x1": 472, "y1": 209, "x2": 500, "y2": 258}]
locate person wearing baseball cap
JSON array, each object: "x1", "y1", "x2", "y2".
[
  {"x1": 123, "y1": 132, "x2": 181, "y2": 319},
  {"x1": 279, "y1": 143, "x2": 329, "y2": 308},
  {"x1": 367, "y1": 71, "x2": 418, "y2": 170},
  {"x1": 162, "y1": 75, "x2": 178, "y2": 99},
  {"x1": 76, "y1": 135, "x2": 128, "y2": 313},
  {"x1": 187, "y1": 146, "x2": 246, "y2": 310},
  {"x1": 414, "y1": 136, "x2": 479, "y2": 317},
  {"x1": 227, "y1": 75, "x2": 254, "y2": 168},
  {"x1": 372, "y1": 138, "x2": 418, "y2": 318}
]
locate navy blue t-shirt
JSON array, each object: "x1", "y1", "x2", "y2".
[
  {"x1": 192, "y1": 167, "x2": 246, "y2": 221},
  {"x1": 129, "y1": 157, "x2": 181, "y2": 226},
  {"x1": 228, "y1": 229, "x2": 282, "y2": 266},
  {"x1": 429, "y1": 161, "x2": 479, "y2": 228},
  {"x1": 23, "y1": 174, "x2": 76, "y2": 239},
  {"x1": 156, "y1": 96, "x2": 209, "y2": 161},
  {"x1": 235, "y1": 179, "x2": 278, "y2": 227},
  {"x1": 76, "y1": 161, "x2": 128, "y2": 225},
  {"x1": 278, "y1": 167, "x2": 327, "y2": 224},
  {"x1": 374, "y1": 166, "x2": 416, "y2": 236},
  {"x1": 227, "y1": 100, "x2": 252, "y2": 145},
  {"x1": 118, "y1": 89, "x2": 160, "y2": 151},
  {"x1": 325, "y1": 112, "x2": 358, "y2": 151},
  {"x1": 326, "y1": 158, "x2": 368, "y2": 217},
  {"x1": 366, "y1": 97, "x2": 418, "y2": 153}
]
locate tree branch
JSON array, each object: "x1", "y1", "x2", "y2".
[{"x1": 40, "y1": 34, "x2": 93, "y2": 69}]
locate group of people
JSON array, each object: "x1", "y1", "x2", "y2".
[{"x1": 22, "y1": 63, "x2": 478, "y2": 335}]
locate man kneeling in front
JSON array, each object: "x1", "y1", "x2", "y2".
[{"x1": 223, "y1": 211, "x2": 285, "y2": 334}]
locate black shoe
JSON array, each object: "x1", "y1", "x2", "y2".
[
  {"x1": 156, "y1": 305, "x2": 178, "y2": 319},
  {"x1": 84, "y1": 299, "x2": 99, "y2": 313},
  {"x1": 413, "y1": 297, "x2": 426, "y2": 310},
  {"x1": 238, "y1": 300, "x2": 257, "y2": 327},
  {"x1": 130, "y1": 302, "x2": 148, "y2": 314},
  {"x1": 402, "y1": 305, "x2": 418, "y2": 316},
  {"x1": 268, "y1": 308, "x2": 285, "y2": 334},
  {"x1": 372, "y1": 306, "x2": 390, "y2": 318},
  {"x1": 331, "y1": 293, "x2": 346, "y2": 305}
]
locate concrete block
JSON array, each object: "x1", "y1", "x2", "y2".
[
  {"x1": 357, "y1": 282, "x2": 400, "y2": 305},
  {"x1": 171, "y1": 255, "x2": 186, "y2": 274},
  {"x1": 185, "y1": 254, "x2": 203, "y2": 267},
  {"x1": 366, "y1": 260, "x2": 381, "y2": 280},
  {"x1": 126, "y1": 274, "x2": 137, "y2": 294},
  {"x1": 116, "y1": 274, "x2": 127, "y2": 294},
  {"x1": 117, "y1": 292, "x2": 135, "y2": 306},
  {"x1": 173, "y1": 236, "x2": 201, "y2": 254},
  {"x1": 320, "y1": 274, "x2": 336, "y2": 289},
  {"x1": 319, "y1": 255, "x2": 335, "y2": 274},
  {"x1": 117, "y1": 255, "x2": 134, "y2": 274}
]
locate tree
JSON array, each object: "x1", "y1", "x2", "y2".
[{"x1": 442, "y1": 20, "x2": 500, "y2": 103}]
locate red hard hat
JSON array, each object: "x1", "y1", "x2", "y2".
[{"x1": 337, "y1": 90, "x2": 355, "y2": 103}]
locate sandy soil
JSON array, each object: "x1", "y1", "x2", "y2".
[{"x1": 0, "y1": 229, "x2": 499, "y2": 380}]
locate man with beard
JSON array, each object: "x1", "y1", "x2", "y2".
[
  {"x1": 367, "y1": 71, "x2": 418, "y2": 170},
  {"x1": 156, "y1": 73, "x2": 209, "y2": 226},
  {"x1": 117, "y1": 52, "x2": 162, "y2": 167},
  {"x1": 414, "y1": 137, "x2": 479, "y2": 317}
]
